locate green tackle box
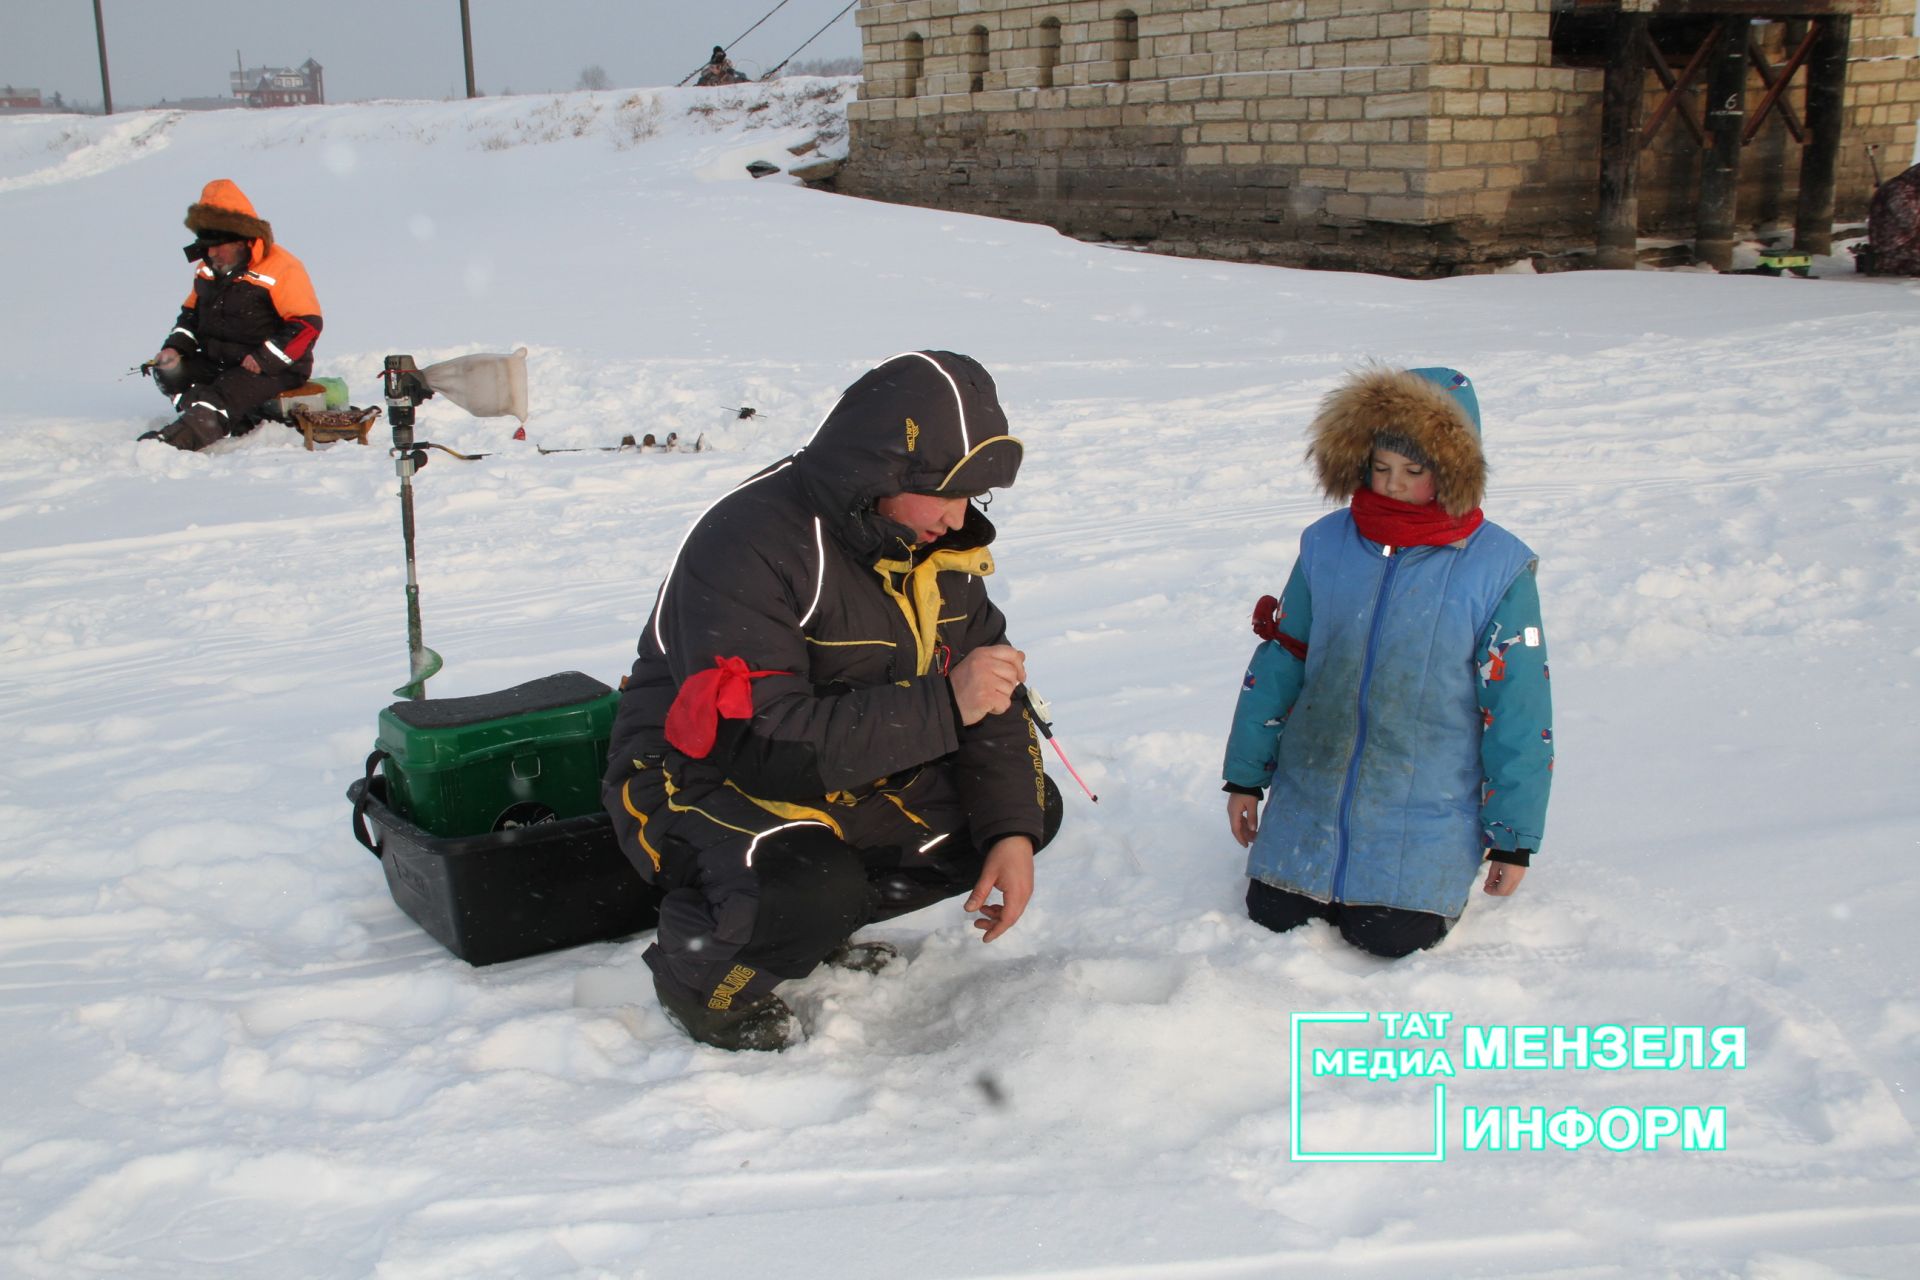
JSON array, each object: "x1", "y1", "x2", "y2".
[
  {"x1": 347, "y1": 670, "x2": 658, "y2": 966},
  {"x1": 373, "y1": 670, "x2": 619, "y2": 838}
]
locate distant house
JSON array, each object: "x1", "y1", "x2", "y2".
[
  {"x1": 1, "y1": 85, "x2": 44, "y2": 110},
  {"x1": 832, "y1": 1, "x2": 1920, "y2": 276},
  {"x1": 231, "y1": 58, "x2": 324, "y2": 108}
]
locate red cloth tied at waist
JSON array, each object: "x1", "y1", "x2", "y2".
[
  {"x1": 664, "y1": 656, "x2": 789, "y2": 758},
  {"x1": 1251, "y1": 594, "x2": 1308, "y2": 661},
  {"x1": 1251, "y1": 594, "x2": 1285, "y2": 642}
]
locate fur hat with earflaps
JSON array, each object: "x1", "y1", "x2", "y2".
[
  {"x1": 184, "y1": 178, "x2": 273, "y2": 248},
  {"x1": 1305, "y1": 365, "x2": 1487, "y2": 517}
]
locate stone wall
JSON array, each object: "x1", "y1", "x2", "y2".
[{"x1": 831, "y1": 0, "x2": 1920, "y2": 274}]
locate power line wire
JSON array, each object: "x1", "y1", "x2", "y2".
[
  {"x1": 761, "y1": 1, "x2": 859, "y2": 80},
  {"x1": 676, "y1": 0, "x2": 797, "y2": 86}
]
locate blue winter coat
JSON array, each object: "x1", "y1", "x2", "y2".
[{"x1": 1224, "y1": 510, "x2": 1554, "y2": 917}]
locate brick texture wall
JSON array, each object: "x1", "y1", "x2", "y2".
[{"x1": 831, "y1": 0, "x2": 1920, "y2": 274}]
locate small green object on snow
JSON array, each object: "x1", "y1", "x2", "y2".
[{"x1": 1754, "y1": 249, "x2": 1813, "y2": 278}]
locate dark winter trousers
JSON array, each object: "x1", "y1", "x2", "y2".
[
  {"x1": 646, "y1": 777, "x2": 1064, "y2": 1011},
  {"x1": 153, "y1": 352, "x2": 305, "y2": 450},
  {"x1": 1246, "y1": 879, "x2": 1452, "y2": 959}
]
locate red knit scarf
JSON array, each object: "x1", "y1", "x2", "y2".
[{"x1": 1349, "y1": 486, "x2": 1484, "y2": 547}]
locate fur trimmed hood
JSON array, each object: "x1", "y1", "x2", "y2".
[
  {"x1": 1306, "y1": 365, "x2": 1486, "y2": 517},
  {"x1": 184, "y1": 179, "x2": 273, "y2": 249}
]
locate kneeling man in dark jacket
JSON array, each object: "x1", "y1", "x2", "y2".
[{"x1": 603, "y1": 351, "x2": 1060, "y2": 1050}]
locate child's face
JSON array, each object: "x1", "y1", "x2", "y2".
[{"x1": 1369, "y1": 448, "x2": 1436, "y2": 506}]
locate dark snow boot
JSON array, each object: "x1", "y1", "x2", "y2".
[
  {"x1": 822, "y1": 940, "x2": 900, "y2": 975},
  {"x1": 155, "y1": 402, "x2": 230, "y2": 451},
  {"x1": 653, "y1": 973, "x2": 797, "y2": 1052}
]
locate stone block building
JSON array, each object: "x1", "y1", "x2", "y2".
[{"x1": 827, "y1": 1, "x2": 1920, "y2": 274}]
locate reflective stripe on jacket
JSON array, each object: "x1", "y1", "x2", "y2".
[{"x1": 166, "y1": 248, "x2": 321, "y2": 375}]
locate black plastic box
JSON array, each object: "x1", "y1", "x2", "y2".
[{"x1": 349, "y1": 773, "x2": 659, "y2": 966}]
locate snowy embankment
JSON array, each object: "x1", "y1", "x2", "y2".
[{"x1": 2, "y1": 84, "x2": 1919, "y2": 1278}]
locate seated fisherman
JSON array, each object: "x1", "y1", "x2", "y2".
[{"x1": 142, "y1": 179, "x2": 322, "y2": 450}]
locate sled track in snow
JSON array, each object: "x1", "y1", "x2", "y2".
[
  {"x1": 0, "y1": 112, "x2": 180, "y2": 195},
  {"x1": 976, "y1": 1202, "x2": 1920, "y2": 1278},
  {"x1": 0, "y1": 508, "x2": 383, "y2": 567}
]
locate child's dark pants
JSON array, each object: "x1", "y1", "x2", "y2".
[{"x1": 1245, "y1": 878, "x2": 1451, "y2": 959}]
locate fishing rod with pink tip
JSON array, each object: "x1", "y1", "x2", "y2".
[{"x1": 1016, "y1": 684, "x2": 1098, "y2": 804}]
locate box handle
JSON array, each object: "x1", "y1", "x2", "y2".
[{"x1": 351, "y1": 748, "x2": 391, "y2": 858}]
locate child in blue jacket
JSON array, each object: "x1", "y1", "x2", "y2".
[{"x1": 1222, "y1": 366, "x2": 1553, "y2": 958}]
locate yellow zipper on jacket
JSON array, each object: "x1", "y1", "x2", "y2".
[{"x1": 871, "y1": 546, "x2": 995, "y2": 675}]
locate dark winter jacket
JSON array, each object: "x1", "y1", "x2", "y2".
[
  {"x1": 163, "y1": 179, "x2": 322, "y2": 378},
  {"x1": 1866, "y1": 162, "x2": 1920, "y2": 276},
  {"x1": 695, "y1": 53, "x2": 749, "y2": 87},
  {"x1": 603, "y1": 352, "x2": 1045, "y2": 880}
]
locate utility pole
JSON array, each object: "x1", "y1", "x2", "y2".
[
  {"x1": 459, "y1": 0, "x2": 477, "y2": 98},
  {"x1": 92, "y1": 0, "x2": 113, "y2": 115}
]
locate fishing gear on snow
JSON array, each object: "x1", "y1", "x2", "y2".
[
  {"x1": 381, "y1": 354, "x2": 445, "y2": 701},
  {"x1": 346, "y1": 348, "x2": 658, "y2": 966},
  {"x1": 1019, "y1": 684, "x2": 1099, "y2": 804}
]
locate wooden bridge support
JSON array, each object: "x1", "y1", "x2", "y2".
[
  {"x1": 1696, "y1": 20, "x2": 1749, "y2": 272},
  {"x1": 1597, "y1": 12, "x2": 1651, "y2": 270},
  {"x1": 1795, "y1": 16, "x2": 1852, "y2": 255}
]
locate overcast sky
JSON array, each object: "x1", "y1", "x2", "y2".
[{"x1": 5, "y1": 0, "x2": 864, "y2": 108}]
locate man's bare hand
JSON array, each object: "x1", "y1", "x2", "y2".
[
  {"x1": 153, "y1": 348, "x2": 180, "y2": 370},
  {"x1": 241, "y1": 354, "x2": 262, "y2": 374},
  {"x1": 964, "y1": 835, "x2": 1035, "y2": 942},
  {"x1": 949, "y1": 645, "x2": 1026, "y2": 725}
]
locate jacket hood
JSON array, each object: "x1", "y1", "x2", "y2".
[
  {"x1": 792, "y1": 351, "x2": 1023, "y2": 559},
  {"x1": 1306, "y1": 365, "x2": 1486, "y2": 517},
  {"x1": 184, "y1": 179, "x2": 274, "y2": 253}
]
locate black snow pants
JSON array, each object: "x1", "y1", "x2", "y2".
[
  {"x1": 153, "y1": 352, "x2": 305, "y2": 450},
  {"x1": 644, "y1": 776, "x2": 1063, "y2": 1010}
]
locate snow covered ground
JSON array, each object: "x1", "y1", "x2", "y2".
[{"x1": 3, "y1": 83, "x2": 1919, "y2": 1278}]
